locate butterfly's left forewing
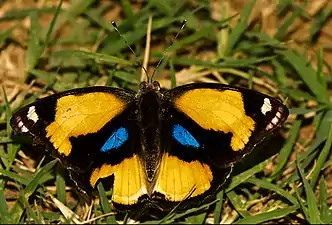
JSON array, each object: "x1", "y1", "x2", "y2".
[
  {"x1": 11, "y1": 87, "x2": 148, "y2": 205},
  {"x1": 153, "y1": 83, "x2": 289, "y2": 207},
  {"x1": 163, "y1": 83, "x2": 289, "y2": 167}
]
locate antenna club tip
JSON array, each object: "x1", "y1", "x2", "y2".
[
  {"x1": 111, "y1": 21, "x2": 118, "y2": 28},
  {"x1": 181, "y1": 19, "x2": 187, "y2": 27}
]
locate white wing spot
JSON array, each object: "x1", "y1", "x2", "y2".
[
  {"x1": 27, "y1": 106, "x2": 39, "y2": 123},
  {"x1": 261, "y1": 98, "x2": 272, "y2": 115},
  {"x1": 18, "y1": 121, "x2": 29, "y2": 133},
  {"x1": 265, "y1": 110, "x2": 283, "y2": 131},
  {"x1": 272, "y1": 116, "x2": 279, "y2": 125},
  {"x1": 276, "y1": 111, "x2": 281, "y2": 118},
  {"x1": 266, "y1": 123, "x2": 274, "y2": 130}
]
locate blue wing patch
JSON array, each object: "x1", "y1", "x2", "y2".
[
  {"x1": 101, "y1": 127, "x2": 128, "y2": 152},
  {"x1": 172, "y1": 124, "x2": 200, "y2": 148}
]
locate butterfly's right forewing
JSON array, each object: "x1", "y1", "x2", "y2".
[{"x1": 11, "y1": 87, "x2": 149, "y2": 205}]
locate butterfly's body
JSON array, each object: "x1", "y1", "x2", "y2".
[
  {"x1": 11, "y1": 80, "x2": 289, "y2": 215},
  {"x1": 137, "y1": 82, "x2": 163, "y2": 184}
]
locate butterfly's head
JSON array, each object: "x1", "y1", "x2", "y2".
[
  {"x1": 139, "y1": 80, "x2": 161, "y2": 92},
  {"x1": 136, "y1": 80, "x2": 162, "y2": 108}
]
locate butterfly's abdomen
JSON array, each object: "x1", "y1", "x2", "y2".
[{"x1": 138, "y1": 90, "x2": 162, "y2": 183}]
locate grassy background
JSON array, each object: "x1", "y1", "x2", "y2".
[{"x1": 1, "y1": 0, "x2": 332, "y2": 223}]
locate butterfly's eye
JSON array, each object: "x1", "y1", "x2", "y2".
[
  {"x1": 139, "y1": 81, "x2": 148, "y2": 90},
  {"x1": 152, "y1": 81, "x2": 161, "y2": 91}
]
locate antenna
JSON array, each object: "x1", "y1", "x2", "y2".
[
  {"x1": 111, "y1": 21, "x2": 150, "y2": 83},
  {"x1": 151, "y1": 19, "x2": 187, "y2": 81}
]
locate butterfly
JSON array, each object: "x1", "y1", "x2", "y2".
[{"x1": 10, "y1": 77, "x2": 289, "y2": 215}]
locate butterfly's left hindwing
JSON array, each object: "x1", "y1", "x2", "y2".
[{"x1": 10, "y1": 87, "x2": 148, "y2": 205}]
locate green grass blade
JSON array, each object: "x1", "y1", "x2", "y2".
[
  {"x1": 216, "y1": 2, "x2": 230, "y2": 58},
  {"x1": 2, "y1": 87, "x2": 11, "y2": 137},
  {"x1": 0, "y1": 168, "x2": 31, "y2": 186},
  {"x1": 236, "y1": 205, "x2": 299, "y2": 224},
  {"x1": 310, "y1": 6, "x2": 332, "y2": 43},
  {"x1": 169, "y1": 58, "x2": 176, "y2": 88},
  {"x1": 52, "y1": 0, "x2": 95, "y2": 35},
  {"x1": 213, "y1": 190, "x2": 224, "y2": 224},
  {"x1": 173, "y1": 55, "x2": 275, "y2": 68},
  {"x1": 319, "y1": 177, "x2": 332, "y2": 224},
  {"x1": 316, "y1": 48, "x2": 327, "y2": 92},
  {"x1": 186, "y1": 212, "x2": 207, "y2": 224},
  {"x1": 97, "y1": 182, "x2": 116, "y2": 224},
  {"x1": 4, "y1": 144, "x2": 20, "y2": 171},
  {"x1": 286, "y1": 109, "x2": 332, "y2": 184},
  {"x1": 25, "y1": 200, "x2": 40, "y2": 224},
  {"x1": 150, "y1": 1, "x2": 187, "y2": 16},
  {"x1": 310, "y1": 124, "x2": 332, "y2": 188},
  {"x1": 29, "y1": 69, "x2": 57, "y2": 85},
  {"x1": 0, "y1": 189, "x2": 11, "y2": 223},
  {"x1": 281, "y1": 87, "x2": 316, "y2": 102},
  {"x1": 278, "y1": 49, "x2": 328, "y2": 103},
  {"x1": 227, "y1": 191, "x2": 251, "y2": 218},
  {"x1": 55, "y1": 167, "x2": 66, "y2": 204},
  {"x1": 295, "y1": 187, "x2": 309, "y2": 221},
  {"x1": 83, "y1": 6, "x2": 113, "y2": 34},
  {"x1": 296, "y1": 158, "x2": 322, "y2": 224},
  {"x1": 272, "y1": 59, "x2": 288, "y2": 85},
  {"x1": 42, "y1": 0, "x2": 63, "y2": 52},
  {"x1": 226, "y1": 159, "x2": 269, "y2": 192},
  {"x1": 297, "y1": 109, "x2": 332, "y2": 164},
  {"x1": 51, "y1": 50, "x2": 133, "y2": 65},
  {"x1": 224, "y1": 0, "x2": 256, "y2": 56},
  {"x1": 26, "y1": 11, "x2": 42, "y2": 71},
  {"x1": 0, "y1": 27, "x2": 14, "y2": 46},
  {"x1": 313, "y1": 111, "x2": 324, "y2": 130},
  {"x1": 274, "y1": 7, "x2": 301, "y2": 40},
  {"x1": 0, "y1": 7, "x2": 56, "y2": 20},
  {"x1": 290, "y1": 106, "x2": 325, "y2": 115},
  {"x1": 120, "y1": 0, "x2": 134, "y2": 18},
  {"x1": 168, "y1": 25, "x2": 214, "y2": 53},
  {"x1": 102, "y1": 17, "x2": 182, "y2": 54},
  {"x1": 162, "y1": 200, "x2": 218, "y2": 223},
  {"x1": 9, "y1": 159, "x2": 57, "y2": 223},
  {"x1": 271, "y1": 120, "x2": 301, "y2": 178},
  {"x1": 247, "y1": 178, "x2": 298, "y2": 205},
  {"x1": 24, "y1": 159, "x2": 57, "y2": 198}
]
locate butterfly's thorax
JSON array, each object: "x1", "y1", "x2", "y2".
[{"x1": 137, "y1": 82, "x2": 163, "y2": 185}]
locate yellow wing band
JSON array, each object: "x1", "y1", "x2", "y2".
[
  {"x1": 46, "y1": 93, "x2": 126, "y2": 156},
  {"x1": 90, "y1": 154, "x2": 148, "y2": 205},
  {"x1": 153, "y1": 153, "x2": 213, "y2": 202},
  {"x1": 175, "y1": 89, "x2": 255, "y2": 151}
]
